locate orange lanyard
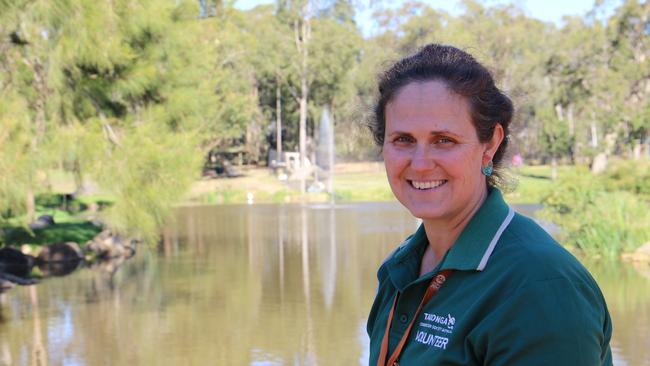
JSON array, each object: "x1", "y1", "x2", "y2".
[{"x1": 377, "y1": 269, "x2": 454, "y2": 366}]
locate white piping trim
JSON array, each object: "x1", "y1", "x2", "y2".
[{"x1": 477, "y1": 206, "x2": 515, "y2": 271}]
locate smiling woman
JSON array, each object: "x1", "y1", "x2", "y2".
[
  {"x1": 383, "y1": 80, "x2": 503, "y2": 242},
  {"x1": 366, "y1": 44, "x2": 613, "y2": 366}
]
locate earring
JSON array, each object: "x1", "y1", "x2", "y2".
[{"x1": 481, "y1": 160, "x2": 493, "y2": 177}]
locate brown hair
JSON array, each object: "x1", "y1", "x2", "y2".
[{"x1": 370, "y1": 44, "x2": 513, "y2": 187}]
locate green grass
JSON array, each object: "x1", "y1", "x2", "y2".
[
  {"x1": 189, "y1": 164, "x2": 578, "y2": 205},
  {"x1": 1, "y1": 192, "x2": 108, "y2": 247},
  {"x1": 505, "y1": 165, "x2": 580, "y2": 204},
  {"x1": 333, "y1": 172, "x2": 393, "y2": 202},
  {"x1": 198, "y1": 188, "x2": 307, "y2": 204},
  {"x1": 2, "y1": 221, "x2": 102, "y2": 247}
]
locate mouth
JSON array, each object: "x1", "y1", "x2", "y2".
[{"x1": 408, "y1": 179, "x2": 447, "y2": 190}]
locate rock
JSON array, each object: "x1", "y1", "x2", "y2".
[
  {"x1": 0, "y1": 278, "x2": 15, "y2": 293},
  {"x1": 0, "y1": 247, "x2": 35, "y2": 277},
  {"x1": 36, "y1": 242, "x2": 84, "y2": 277},
  {"x1": 20, "y1": 244, "x2": 33, "y2": 255},
  {"x1": 621, "y1": 242, "x2": 650, "y2": 263},
  {"x1": 28, "y1": 214, "x2": 55, "y2": 230},
  {"x1": 0, "y1": 272, "x2": 38, "y2": 286},
  {"x1": 37, "y1": 258, "x2": 82, "y2": 277},
  {"x1": 36, "y1": 242, "x2": 83, "y2": 263},
  {"x1": 85, "y1": 230, "x2": 136, "y2": 260}
]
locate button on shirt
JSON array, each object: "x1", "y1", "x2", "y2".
[{"x1": 366, "y1": 189, "x2": 613, "y2": 366}]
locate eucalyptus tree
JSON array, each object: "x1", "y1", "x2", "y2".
[
  {"x1": 276, "y1": 0, "x2": 312, "y2": 187},
  {"x1": 604, "y1": 0, "x2": 650, "y2": 157},
  {"x1": 244, "y1": 4, "x2": 297, "y2": 161}
]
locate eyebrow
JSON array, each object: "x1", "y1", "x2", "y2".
[{"x1": 387, "y1": 129, "x2": 462, "y2": 138}]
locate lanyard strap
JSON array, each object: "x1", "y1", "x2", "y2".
[{"x1": 377, "y1": 269, "x2": 454, "y2": 366}]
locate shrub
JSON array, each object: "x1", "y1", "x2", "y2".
[
  {"x1": 540, "y1": 170, "x2": 650, "y2": 258},
  {"x1": 602, "y1": 158, "x2": 650, "y2": 200}
]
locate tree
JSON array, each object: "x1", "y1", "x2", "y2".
[
  {"x1": 604, "y1": 0, "x2": 650, "y2": 156},
  {"x1": 0, "y1": 0, "x2": 259, "y2": 241}
]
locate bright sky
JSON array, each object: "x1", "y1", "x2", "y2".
[{"x1": 234, "y1": 0, "x2": 619, "y2": 37}]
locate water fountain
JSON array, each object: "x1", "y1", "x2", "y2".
[{"x1": 316, "y1": 105, "x2": 335, "y2": 201}]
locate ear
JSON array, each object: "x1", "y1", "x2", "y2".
[{"x1": 482, "y1": 123, "x2": 504, "y2": 165}]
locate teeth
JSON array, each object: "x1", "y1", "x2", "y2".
[{"x1": 411, "y1": 180, "x2": 446, "y2": 190}]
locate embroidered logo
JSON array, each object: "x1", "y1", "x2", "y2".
[{"x1": 423, "y1": 312, "x2": 455, "y2": 331}]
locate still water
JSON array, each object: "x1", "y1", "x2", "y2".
[{"x1": 1, "y1": 203, "x2": 648, "y2": 365}]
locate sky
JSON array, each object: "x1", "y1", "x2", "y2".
[{"x1": 234, "y1": 0, "x2": 619, "y2": 37}]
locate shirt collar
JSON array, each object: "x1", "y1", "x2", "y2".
[{"x1": 385, "y1": 188, "x2": 515, "y2": 290}]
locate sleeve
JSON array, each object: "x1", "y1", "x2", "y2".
[{"x1": 476, "y1": 277, "x2": 612, "y2": 366}]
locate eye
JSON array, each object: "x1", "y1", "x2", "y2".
[
  {"x1": 392, "y1": 135, "x2": 415, "y2": 144},
  {"x1": 434, "y1": 136, "x2": 455, "y2": 145}
]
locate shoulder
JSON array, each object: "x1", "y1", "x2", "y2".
[
  {"x1": 477, "y1": 214, "x2": 612, "y2": 364},
  {"x1": 486, "y1": 211, "x2": 610, "y2": 316},
  {"x1": 496, "y1": 212, "x2": 597, "y2": 285}
]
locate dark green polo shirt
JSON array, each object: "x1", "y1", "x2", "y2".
[{"x1": 367, "y1": 189, "x2": 613, "y2": 366}]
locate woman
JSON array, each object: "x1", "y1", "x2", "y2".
[{"x1": 366, "y1": 44, "x2": 612, "y2": 366}]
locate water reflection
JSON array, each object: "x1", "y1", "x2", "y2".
[
  {"x1": 0, "y1": 203, "x2": 647, "y2": 365},
  {"x1": 583, "y1": 260, "x2": 650, "y2": 366}
]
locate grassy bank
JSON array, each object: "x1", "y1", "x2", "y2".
[
  {"x1": 0, "y1": 192, "x2": 106, "y2": 249},
  {"x1": 185, "y1": 162, "x2": 563, "y2": 205}
]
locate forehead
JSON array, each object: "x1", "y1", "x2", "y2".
[{"x1": 385, "y1": 80, "x2": 474, "y2": 132}]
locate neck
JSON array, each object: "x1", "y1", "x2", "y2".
[{"x1": 419, "y1": 188, "x2": 488, "y2": 276}]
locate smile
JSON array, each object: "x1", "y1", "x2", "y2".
[{"x1": 408, "y1": 180, "x2": 447, "y2": 190}]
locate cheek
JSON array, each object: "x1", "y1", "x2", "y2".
[
  {"x1": 451, "y1": 149, "x2": 483, "y2": 177},
  {"x1": 382, "y1": 149, "x2": 404, "y2": 177},
  {"x1": 382, "y1": 147, "x2": 399, "y2": 165}
]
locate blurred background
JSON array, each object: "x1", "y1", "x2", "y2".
[{"x1": 0, "y1": 0, "x2": 649, "y2": 365}]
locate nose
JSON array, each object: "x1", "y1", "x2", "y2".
[{"x1": 410, "y1": 144, "x2": 435, "y2": 172}]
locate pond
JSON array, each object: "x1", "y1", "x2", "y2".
[{"x1": 0, "y1": 203, "x2": 648, "y2": 365}]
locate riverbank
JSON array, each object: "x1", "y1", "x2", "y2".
[{"x1": 185, "y1": 162, "x2": 563, "y2": 205}]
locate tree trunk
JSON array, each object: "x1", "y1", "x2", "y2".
[
  {"x1": 294, "y1": 6, "x2": 311, "y2": 193},
  {"x1": 276, "y1": 74, "x2": 282, "y2": 162},
  {"x1": 299, "y1": 81, "x2": 308, "y2": 193},
  {"x1": 551, "y1": 156, "x2": 558, "y2": 181},
  {"x1": 567, "y1": 104, "x2": 576, "y2": 163},
  {"x1": 590, "y1": 121, "x2": 599, "y2": 148},
  {"x1": 554, "y1": 104, "x2": 564, "y2": 122},
  {"x1": 73, "y1": 158, "x2": 84, "y2": 193}
]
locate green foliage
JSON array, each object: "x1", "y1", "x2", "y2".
[
  {"x1": 96, "y1": 123, "x2": 201, "y2": 243},
  {"x1": 2, "y1": 221, "x2": 102, "y2": 247},
  {"x1": 602, "y1": 158, "x2": 650, "y2": 200},
  {"x1": 0, "y1": 0, "x2": 255, "y2": 239},
  {"x1": 540, "y1": 169, "x2": 650, "y2": 258},
  {"x1": 537, "y1": 105, "x2": 575, "y2": 160},
  {"x1": 0, "y1": 91, "x2": 40, "y2": 223}
]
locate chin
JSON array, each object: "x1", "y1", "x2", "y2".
[{"x1": 403, "y1": 203, "x2": 449, "y2": 222}]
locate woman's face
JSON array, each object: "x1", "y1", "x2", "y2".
[{"x1": 383, "y1": 80, "x2": 501, "y2": 223}]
